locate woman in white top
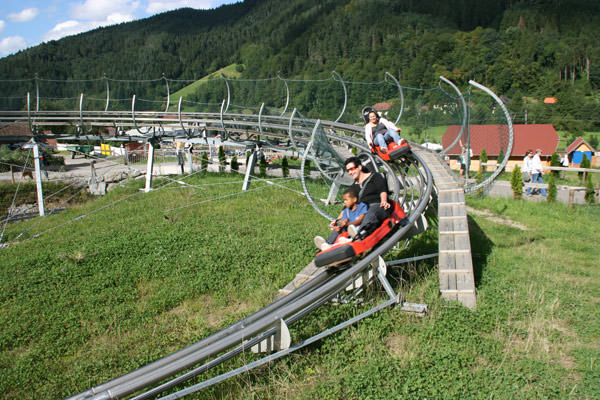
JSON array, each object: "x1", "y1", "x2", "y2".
[
  {"x1": 522, "y1": 150, "x2": 533, "y2": 179},
  {"x1": 364, "y1": 110, "x2": 403, "y2": 153}
]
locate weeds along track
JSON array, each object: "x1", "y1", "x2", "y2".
[{"x1": 14, "y1": 112, "x2": 434, "y2": 400}]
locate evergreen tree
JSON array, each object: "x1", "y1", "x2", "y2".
[
  {"x1": 218, "y1": 146, "x2": 226, "y2": 173},
  {"x1": 550, "y1": 152, "x2": 560, "y2": 178},
  {"x1": 282, "y1": 155, "x2": 289, "y2": 178},
  {"x1": 510, "y1": 165, "x2": 523, "y2": 199},
  {"x1": 584, "y1": 174, "x2": 595, "y2": 204},
  {"x1": 579, "y1": 153, "x2": 591, "y2": 180},
  {"x1": 201, "y1": 152, "x2": 209, "y2": 172},
  {"x1": 259, "y1": 154, "x2": 267, "y2": 177},
  {"x1": 498, "y1": 148, "x2": 505, "y2": 165},
  {"x1": 479, "y1": 148, "x2": 487, "y2": 174},
  {"x1": 547, "y1": 173, "x2": 557, "y2": 202}
]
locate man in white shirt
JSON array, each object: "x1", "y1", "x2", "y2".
[{"x1": 528, "y1": 149, "x2": 547, "y2": 197}]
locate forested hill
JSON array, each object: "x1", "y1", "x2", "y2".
[{"x1": 1, "y1": 0, "x2": 600, "y2": 131}]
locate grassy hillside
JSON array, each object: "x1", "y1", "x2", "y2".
[
  {"x1": 168, "y1": 64, "x2": 243, "y2": 111},
  {"x1": 0, "y1": 174, "x2": 598, "y2": 398}
]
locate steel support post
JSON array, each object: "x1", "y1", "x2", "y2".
[
  {"x1": 144, "y1": 142, "x2": 155, "y2": 192},
  {"x1": 187, "y1": 147, "x2": 193, "y2": 173},
  {"x1": 325, "y1": 175, "x2": 344, "y2": 205},
  {"x1": 31, "y1": 142, "x2": 45, "y2": 216},
  {"x1": 242, "y1": 150, "x2": 257, "y2": 191}
]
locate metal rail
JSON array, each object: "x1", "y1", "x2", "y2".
[{"x1": 62, "y1": 111, "x2": 433, "y2": 400}]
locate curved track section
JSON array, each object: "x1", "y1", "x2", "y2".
[{"x1": 54, "y1": 112, "x2": 433, "y2": 400}]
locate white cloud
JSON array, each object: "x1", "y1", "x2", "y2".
[
  {"x1": 42, "y1": 12, "x2": 136, "y2": 42},
  {"x1": 0, "y1": 20, "x2": 5, "y2": 35},
  {"x1": 0, "y1": 36, "x2": 27, "y2": 56},
  {"x1": 70, "y1": 0, "x2": 140, "y2": 21},
  {"x1": 146, "y1": 0, "x2": 215, "y2": 15},
  {"x1": 7, "y1": 8, "x2": 40, "y2": 23},
  {"x1": 42, "y1": 20, "x2": 95, "y2": 41}
]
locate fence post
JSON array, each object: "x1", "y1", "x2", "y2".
[{"x1": 569, "y1": 189, "x2": 575, "y2": 208}]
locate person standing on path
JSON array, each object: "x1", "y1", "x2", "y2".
[{"x1": 529, "y1": 149, "x2": 547, "y2": 197}]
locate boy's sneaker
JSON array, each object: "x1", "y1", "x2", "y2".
[
  {"x1": 347, "y1": 225, "x2": 359, "y2": 239},
  {"x1": 314, "y1": 236, "x2": 331, "y2": 251}
]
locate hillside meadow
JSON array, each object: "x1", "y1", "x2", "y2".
[{"x1": 0, "y1": 173, "x2": 598, "y2": 399}]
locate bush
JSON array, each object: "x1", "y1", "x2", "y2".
[
  {"x1": 579, "y1": 153, "x2": 591, "y2": 180},
  {"x1": 259, "y1": 154, "x2": 267, "y2": 177},
  {"x1": 304, "y1": 159, "x2": 311, "y2": 177},
  {"x1": 498, "y1": 148, "x2": 505, "y2": 165},
  {"x1": 547, "y1": 173, "x2": 557, "y2": 202},
  {"x1": 510, "y1": 165, "x2": 523, "y2": 199},
  {"x1": 282, "y1": 155, "x2": 289, "y2": 178},
  {"x1": 550, "y1": 152, "x2": 560, "y2": 178},
  {"x1": 231, "y1": 155, "x2": 239, "y2": 172},
  {"x1": 200, "y1": 152, "x2": 209, "y2": 172},
  {"x1": 584, "y1": 174, "x2": 595, "y2": 204},
  {"x1": 479, "y1": 148, "x2": 487, "y2": 173},
  {"x1": 218, "y1": 146, "x2": 226, "y2": 173}
]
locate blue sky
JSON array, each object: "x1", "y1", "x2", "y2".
[{"x1": 0, "y1": 0, "x2": 238, "y2": 58}]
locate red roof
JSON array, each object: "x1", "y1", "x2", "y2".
[
  {"x1": 373, "y1": 102, "x2": 393, "y2": 112},
  {"x1": 566, "y1": 136, "x2": 595, "y2": 153},
  {"x1": 0, "y1": 122, "x2": 32, "y2": 137},
  {"x1": 442, "y1": 124, "x2": 559, "y2": 156}
]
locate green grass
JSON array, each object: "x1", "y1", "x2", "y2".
[
  {"x1": 400, "y1": 125, "x2": 448, "y2": 144},
  {"x1": 168, "y1": 64, "x2": 243, "y2": 112},
  {"x1": 1, "y1": 176, "x2": 598, "y2": 399}
]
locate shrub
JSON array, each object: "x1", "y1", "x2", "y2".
[
  {"x1": 231, "y1": 155, "x2": 239, "y2": 172},
  {"x1": 282, "y1": 155, "x2": 289, "y2": 178},
  {"x1": 259, "y1": 154, "x2": 267, "y2": 177},
  {"x1": 479, "y1": 148, "x2": 487, "y2": 173},
  {"x1": 498, "y1": 148, "x2": 505, "y2": 165},
  {"x1": 200, "y1": 152, "x2": 209, "y2": 172},
  {"x1": 218, "y1": 146, "x2": 226, "y2": 173},
  {"x1": 304, "y1": 159, "x2": 311, "y2": 177},
  {"x1": 510, "y1": 165, "x2": 523, "y2": 199},
  {"x1": 584, "y1": 174, "x2": 595, "y2": 204},
  {"x1": 547, "y1": 173, "x2": 557, "y2": 202},
  {"x1": 579, "y1": 153, "x2": 591, "y2": 180},
  {"x1": 550, "y1": 152, "x2": 560, "y2": 178}
]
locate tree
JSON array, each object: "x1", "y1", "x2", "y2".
[
  {"x1": 584, "y1": 174, "x2": 595, "y2": 204},
  {"x1": 579, "y1": 153, "x2": 591, "y2": 180},
  {"x1": 479, "y1": 148, "x2": 488, "y2": 174},
  {"x1": 547, "y1": 173, "x2": 557, "y2": 202},
  {"x1": 550, "y1": 151, "x2": 560, "y2": 178},
  {"x1": 200, "y1": 152, "x2": 209, "y2": 172},
  {"x1": 259, "y1": 154, "x2": 267, "y2": 177},
  {"x1": 498, "y1": 148, "x2": 505, "y2": 165},
  {"x1": 510, "y1": 165, "x2": 523, "y2": 199},
  {"x1": 282, "y1": 155, "x2": 289, "y2": 178},
  {"x1": 218, "y1": 146, "x2": 226, "y2": 173},
  {"x1": 231, "y1": 155, "x2": 239, "y2": 171}
]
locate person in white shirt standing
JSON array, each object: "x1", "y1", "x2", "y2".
[
  {"x1": 528, "y1": 149, "x2": 547, "y2": 197},
  {"x1": 522, "y1": 149, "x2": 533, "y2": 187}
]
